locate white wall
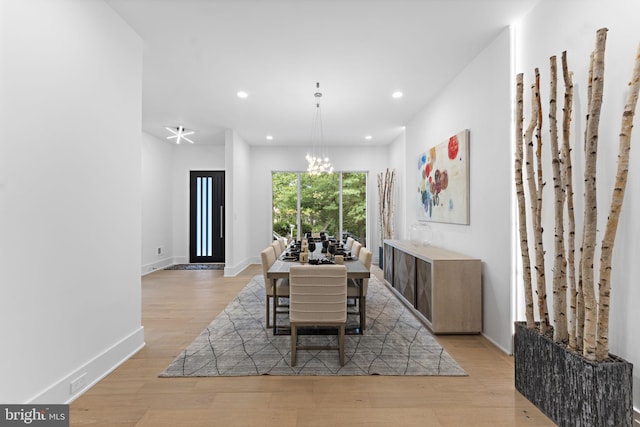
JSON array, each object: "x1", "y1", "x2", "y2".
[
  {"x1": 249, "y1": 145, "x2": 389, "y2": 262},
  {"x1": 403, "y1": 28, "x2": 514, "y2": 351},
  {"x1": 387, "y1": 130, "x2": 407, "y2": 241},
  {"x1": 0, "y1": 0, "x2": 143, "y2": 403},
  {"x1": 141, "y1": 132, "x2": 174, "y2": 273},
  {"x1": 516, "y1": 0, "x2": 640, "y2": 409},
  {"x1": 171, "y1": 143, "x2": 225, "y2": 264},
  {"x1": 224, "y1": 129, "x2": 252, "y2": 276}
]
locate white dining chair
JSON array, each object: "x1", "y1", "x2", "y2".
[
  {"x1": 351, "y1": 241, "x2": 362, "y2": 258},
  {"x1": 278, "y1": 237, "x2": 287, "y2": 252},
  {"x1": 289, "y1": 264, "x2": 348, "y2": 366},
  {"x1": 271, "y1": 240, "x2": 283, "y2": 258},
  {"x1": 345, "y1": 237, "x2": 354, "y2": 250}
]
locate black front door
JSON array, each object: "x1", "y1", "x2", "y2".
[{"x1": 189, "y1": 171, "x2": 225, "y2": 263}]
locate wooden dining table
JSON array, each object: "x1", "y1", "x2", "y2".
[{"x1": 266, "y1": 249, "x2": 371, "y2": 335}]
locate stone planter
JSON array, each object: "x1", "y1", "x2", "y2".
[{"x1": 514, "y1": 322, "x2": 633, "y2": 427}]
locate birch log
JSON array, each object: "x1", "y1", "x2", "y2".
[
  {"x1": 561, "y1": 51, "x2": 578, "y2": 350},
  {"x1": 577, "y1": 52, "x2": 595, "y2": 349},
  {"x1": 582, "y1": 28, "x2": 608, "y2": 361},
  {"x1": 535, "y1": 70, "x2": 550, "y2": 331},
  {"x1": 386, "y1": 169, "x2": 395, "y2": 239},
  {"x1": 595, "y1": 43, "x2": 640, "y2": 361},
  {"x1": 515, "y1": 73, "x2": 535, "y2": 328},
  {"x1": 524, "y1": 81, "x2": 549, "y2": 332},
  {"x1": 549, "y1": 56, "x2": 568, "y2": 342},
  {"x1": 377, "y1": 168, "x2": 396, "y2": 244}
]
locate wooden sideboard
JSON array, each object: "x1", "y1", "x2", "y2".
[{"x1": 383, "y1": 240, "x2": 482, "y2": 334}]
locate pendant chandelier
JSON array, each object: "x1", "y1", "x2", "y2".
[{"x1": 306, "y1": 82, "x2": 333, "y2": 175}]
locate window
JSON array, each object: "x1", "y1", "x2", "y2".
[
  {"x1": 341, "y1": 172, "x2": 367, "y2": 244},
  {"x1": 272, "y1": 172, "x2": 367, "y2": 245},
  {"x1": 300, "y1": 172, "x2": 339, "y2": 236}
]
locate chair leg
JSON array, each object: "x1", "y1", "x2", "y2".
[
  {"x1": 266, "y1": 296, "x2": 271, "y2": 328},
  {"x1": 291, "y1": 323, "x2": 297, "y2": 367},
  {"x1": 338, "y1": 324, "x2": 345, "y2": 366}
]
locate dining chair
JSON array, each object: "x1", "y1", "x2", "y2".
[
  {"x1": 278, "y1": 237, "x2": 287, "y2": 252},
  {"x1": 289, "y1": 264, "x2": 348, "y2": 367},
  {"x1": 261, "y1": 247, "x2": 289, "y2": 328},
  {"x1": 271, "y1": 240, "x2": 283, "y2": 258},
  {"x1": 347, "y1": 247, "x2": 372, "y2": 330},
  {"x1": 345, "y1": 237, "x2": 354, "y2": 250},
  {"x1": 351, "y1": 241, "x2": 362, "y2": 258}
]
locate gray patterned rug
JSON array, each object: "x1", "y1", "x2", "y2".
[{"x1": 160, "y1": 275, "x2": 466, "y2": 377}]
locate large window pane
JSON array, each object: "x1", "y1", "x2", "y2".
[
  {"x1": 272, "y1": 172, "x2": 298, "y2": 240},
  {"x1": 300, "y1": 173, "x2": 339, "y2": 237},
  {"x1": 342, "y1": 172, "x2": 367, "y2": 245}
]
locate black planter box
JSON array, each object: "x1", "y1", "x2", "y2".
[{"x1": 514, "y1": 322, "x2": 633, "y2": 427}]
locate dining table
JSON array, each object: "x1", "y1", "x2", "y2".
[{"x1": 266, "y1": 244, "x2": 371, "y2": 335}]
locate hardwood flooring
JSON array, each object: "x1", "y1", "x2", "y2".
[{"x1": 70, "y1": 264, "x2": 556, "y2": 426}]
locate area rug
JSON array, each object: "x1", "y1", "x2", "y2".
[
  {"x1": 160, "y1": 275, "x2": 466, "y2": 377},
  {"x1": 164, "y1": 263, "x2": 224, "y2": 270}
]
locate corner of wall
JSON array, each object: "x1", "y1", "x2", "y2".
[{"x1": 223, "y1": 256, "x2": 258, "y2": 277}]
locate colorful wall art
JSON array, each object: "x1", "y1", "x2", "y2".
[{"x1": 416, "y1": 129, "x2": 470, "y2": 224}]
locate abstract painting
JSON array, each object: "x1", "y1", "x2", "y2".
[{"x1": 416, "y1": 129, "x2": 469, "y2": 224}]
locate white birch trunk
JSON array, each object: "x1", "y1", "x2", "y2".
[
  {"x1": 378, "y1": 168, "x2": 396, "y2": 245},
  {"x1": 515, "y1": 73, "x2": 536, "y2": 328},
  {"x1": 582, "y1": 28, "x2": 608, "y2": 361},
  {"x1": 561, "y1": 51, "x2": 578, "y2": 350},
  {"x1": 524, "y1": 80, "x2": 549, "y2": 332},
  {"x1": 595, "y1": 43, "x2": 640, "y2": 361},
  {"x1": 577, "y1": 52, "x2": 595, "y2": 349},
  {"x1": 549, "y1": 56, "x2": 568, "y2": 342},
  {"x1": 534, "y1": 70, "x2": 550, "y2": 331}
]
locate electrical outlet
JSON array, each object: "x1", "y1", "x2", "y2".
[
  {"x1": 70, "y1": 373, "x2": 87, "y2": 394},
  {"x1": 157, "y1": 247, "x2": 162, "y2": 255}
]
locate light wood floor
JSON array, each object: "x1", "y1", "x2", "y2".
[{"x1": 70, "y1": 264, "x2": 556, "y2": 426}]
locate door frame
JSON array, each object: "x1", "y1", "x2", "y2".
[{"x1": 189, "y1": 170, "x2": 225, "y2": 263}]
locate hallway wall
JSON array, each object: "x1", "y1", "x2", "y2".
[{"x1": 0, "y1": 0, "x2": 143, "y2": 403}]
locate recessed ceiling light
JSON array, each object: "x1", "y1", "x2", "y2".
[
  {"x1": 266, "y1": 135, "x2": 273, "y2": 140},
  {"x1": 365, "y1": 135, "x2": 373, "y2": 140},
  {"x1": 392, "y1": 91, "x2": 403, "y2": 99},
  {"x1": 237, "y1": 91, "x2": 248, "y2": 98}
]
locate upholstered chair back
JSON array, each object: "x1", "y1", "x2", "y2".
[
  {"x1": 271, "y1": 240, "x2": 282, "y2": 258},
  {"x1": 358, "y1": 248, "x2": 373, "y2": 295},
  {"x1": 261, "y1": 247, "x2": 277, "y2": 294},
  {"x1": 351, "y1": 241, "x2": 362, "y2": 258},
  {"x1": 278, "y1": 237, "x2": 287, "y2": 252},
  {"x1": 289, "y1": 265, "x2": 347, "y2": 323},
  {"x1": 345, "y1": 237, "x2": 354, "y2": 250}
]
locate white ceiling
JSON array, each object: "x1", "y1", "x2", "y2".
[{"x1": 105, "y1": 0, "x2": 538, "y2": 146}]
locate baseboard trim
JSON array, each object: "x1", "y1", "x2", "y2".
[
  {"x1": 28, "y1": 326, "x2": 145, "y2": 404},
  {"x1": 224, "y1": 257, "x2": 258, "y2": 277},
  {"x1": 141, "y1": 257, "x2": 173, "y2": 275}
]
